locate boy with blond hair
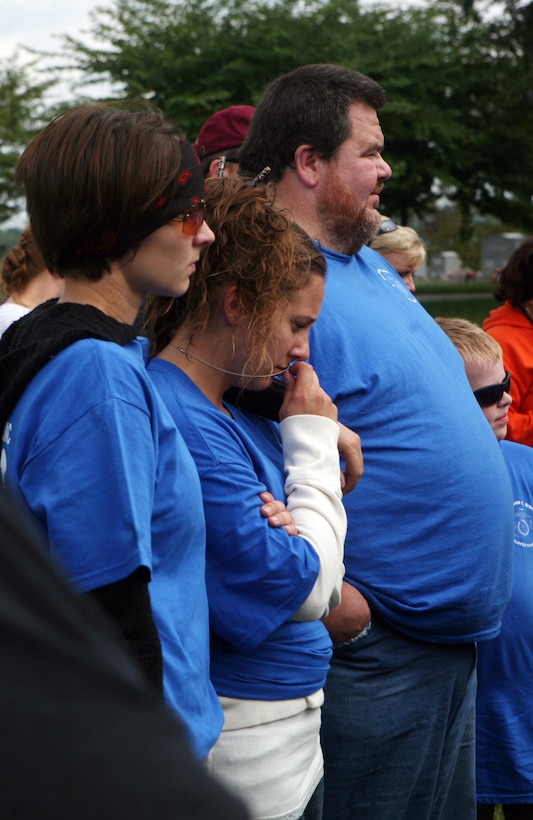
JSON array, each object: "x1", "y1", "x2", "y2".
[{"x1": 436, "y1": 316, "x2": 533, "y2": 820}]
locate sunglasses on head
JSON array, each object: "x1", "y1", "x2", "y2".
[
  {"x1": 171, "y1": 200, "x2": 206, "y2": 236},
  {"x1": 377, "y1": 219, "x2": 398, "y2": 236},
  {"x1": 473, "y1": 370, "x2": 511, "y2": 407}
]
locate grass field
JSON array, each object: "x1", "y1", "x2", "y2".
[{"x1": 416, "y1": 279, "x2": 497, "y2": 327}]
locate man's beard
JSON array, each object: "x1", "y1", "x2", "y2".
[{"x1": 317, "y1": 166, "x2": 380, "y2": 256}]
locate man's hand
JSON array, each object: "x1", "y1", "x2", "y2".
[
  {"x1": 338, "y1": 422, "x2": 363, "y2": 495},
  {"x1": 322, "y1": 581, "x2": 371, "y2": 643}
]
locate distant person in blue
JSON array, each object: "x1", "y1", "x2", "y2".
[
  {"x1": 239, "y1": 63, "x2": 514, "y2": 820},
  {"x1": 0, "y1": 103, "x2": 224, "y2": 760},
  {"x1": 436, "y1": 317, "x2": 533, "y2": 820},
  {"x1": 143, "y1": 176, "x2": 363, "y2": 820}
]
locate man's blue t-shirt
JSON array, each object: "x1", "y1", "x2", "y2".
[{"x1": 308, "y1": 244, "x2": 513, "y2": 643}]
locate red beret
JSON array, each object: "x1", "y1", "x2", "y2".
[{"x1": 193, "y1": 105, "x2": 255, "y2": 161}]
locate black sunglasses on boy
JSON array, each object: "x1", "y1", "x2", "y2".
[{"x1": 473, "y1": 371, "x2": 511, "y2": 407}]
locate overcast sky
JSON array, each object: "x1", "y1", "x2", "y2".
[
  {"x1": 0, "y1": 0, "x2": 107, "y2": 227},
  {"x1": 0, "y1": 0, "x2": 101, "y2": 59}
]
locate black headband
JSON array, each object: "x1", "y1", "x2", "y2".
[{"x1": 61, "y1": 139, "x2": 206, "y2": 264}]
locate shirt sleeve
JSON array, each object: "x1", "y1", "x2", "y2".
[
  {"x1": 18, "y1": 397, "x2": 156, "y2": 592},
  {"x1": 279, "y1": 414, "x2": 346, "y2": 620}
]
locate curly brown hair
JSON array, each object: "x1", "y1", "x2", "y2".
[
  {"x1": 143, "y1": 177, "x2": 326, "y2": 375},
  {"x1": 1, "y1": 225, "x2": 47, "y2": 297}
]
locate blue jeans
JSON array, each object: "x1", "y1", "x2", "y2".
[{"x1": 320, "y1": 614, "x2": 477, "y2": 820}]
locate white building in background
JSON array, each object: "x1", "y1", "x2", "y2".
[
  {"x1": 429, "y1": 251, "x2": 462, "y2": 280},
  {"x1": 480, "y1": 233, "x2": 525, "y2": 279}
]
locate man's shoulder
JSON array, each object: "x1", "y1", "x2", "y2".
[
  {"x1": 320, "y1": 243, "x2": 398, "y2": 277},
  {"x1": 320, "y1": 242, "x2": 378, "y2": 265}
]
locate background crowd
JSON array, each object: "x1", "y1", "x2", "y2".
[{"x1": 0, "y1": 62, "x2": 531, "y2": 820}]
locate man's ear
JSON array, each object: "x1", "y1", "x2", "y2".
[
  {"x1": 293, "y1": 144, "x2": 322, "y2": 188},
  {"x1": 222, "y1": 284, "x2": 246, "y2": 326}
]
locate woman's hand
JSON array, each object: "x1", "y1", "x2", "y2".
[
  {"x1": 279, "y1": 363, "x2": 363, "y2": 495},
  {"x1": 259, "y1": 491, "x2": 298, "y2": 535},
  {"x1": 279, "y1": 361, "x2": 337, "y2": 422},
  {"x1": 338, "y1": 422, "x2": 363, "y2": 495}
]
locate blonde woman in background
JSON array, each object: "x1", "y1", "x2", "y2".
[{"x1": 369, "y1": 217, "x2": 426, "y2": 293}]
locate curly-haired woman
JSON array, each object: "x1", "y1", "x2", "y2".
[{"x1": 143, "y1": 177, "x2": 363, "y2": 820}]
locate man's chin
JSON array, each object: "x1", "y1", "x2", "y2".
[
  {"x1": 365, "y1": 209, "x2": 381, "y2": 239},
  {"x1": 357, "y1": 213, "x2": 380, "y2": 248}
]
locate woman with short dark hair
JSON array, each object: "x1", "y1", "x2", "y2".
[{"x1": 0, "y1": 103, "x2": 223, "y2": 760}]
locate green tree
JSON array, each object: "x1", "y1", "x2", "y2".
[
  {"x1": 57, "y1": 0, "x2": 533, "y2": 235},
  {"x1": 422, "y1": 0, "x2": 533, "y2": 234},
  {"x1": 0, "y1": 53, "x2": 57, "y2": 223},
  {"x1": 60, "y1": 0, "x2": 380, "y2": 136}
]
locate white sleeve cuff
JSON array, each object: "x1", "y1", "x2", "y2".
[{"x1": 279, "y1": 415, "x2": 347, "y2": 620}]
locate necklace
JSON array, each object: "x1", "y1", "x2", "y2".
[{"x1": 173, "y1": 344, "x2": 292, "y2": 378}]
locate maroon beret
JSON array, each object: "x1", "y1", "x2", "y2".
[{"x1": 193, "y1": 105, "x2": 255, "y2": 161}]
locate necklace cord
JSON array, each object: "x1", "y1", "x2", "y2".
[{"x1": 173, "y1": 344, "x2": 292, "y2": 378}]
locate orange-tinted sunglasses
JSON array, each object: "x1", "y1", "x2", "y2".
[{"x1": 171, "y1": 200, "x2": 207, "y2": 236}]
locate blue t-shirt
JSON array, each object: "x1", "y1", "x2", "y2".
[
  {"x1": 147, "y1": 359, "x2": 333, "y2": 701},
  {"x1": 476, "y1": 439, "x2": 533, "y2": 803},
  {"x1": 1, "y1": 337, "x2": 222, "y2": 760},
  {"x1": 308, "y1": 244, "x2": 513, "y2": 643}
]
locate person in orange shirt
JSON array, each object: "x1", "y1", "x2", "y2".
[{"x1": 483, "y1": 237, "x2": 533, "y2": 446}]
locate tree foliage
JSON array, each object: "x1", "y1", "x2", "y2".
[
  {"x1": 1, "y1": 0, "x2": 533, "y2": 236},
  {"x1": 57, "y1": 0, "x2": 533, "y2": 235},
  {"x1": 0, "y1": 54, "x2": 57, "y2": 222}
]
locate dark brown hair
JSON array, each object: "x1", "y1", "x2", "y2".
[
  {"x1": 239, "y1": 63, "x2": 386, "y2": 182},
  {"x1": 1, "y1": 225, "x2": 47, "y2": 296},
  {"x1": 494, "y1": 237, "x2": 533, "y2": 305},
  {"x1": 143, "y1": 177, "x2": 326, "y2": 374},
  {"x1": 15, "y1": 103, "x2": 187, "y2": 281}
]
